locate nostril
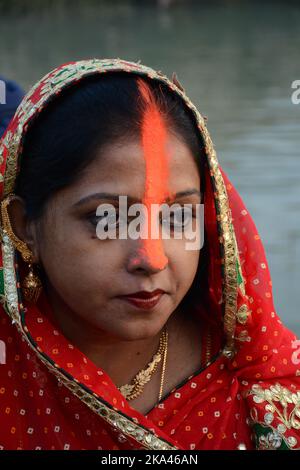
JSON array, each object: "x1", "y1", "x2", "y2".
[{"x1": 127, "y1": 250, "x2": 168, "y2": 274}]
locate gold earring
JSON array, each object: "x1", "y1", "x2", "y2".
[
  {"x1": 21, "y1": 258, "x2": 43, "y2": 304},
  {"x1": 0, "y1": 193, "x2": 43, "y2": 303}
]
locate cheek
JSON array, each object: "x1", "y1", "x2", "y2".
[
  {"x1": 168, "y1": 240, "x2": 200, "y2": 292},
  {"x1": 38, "y1": 226, "x2": 123, "y2": 302},
  {"x1": 183, "y1": 251, "x2": 200, "y2": 286}
]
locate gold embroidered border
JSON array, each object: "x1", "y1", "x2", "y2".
[{"x1": 247, "y1": 383, "x2": 300, "y2": 449}]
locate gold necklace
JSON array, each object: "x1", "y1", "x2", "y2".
[
  {"x1": 118, "y1": 327, "x2": 168, "y2": 401},
  {"x1": 158, "y1": 329, "x2": 168, "y2": 402}
]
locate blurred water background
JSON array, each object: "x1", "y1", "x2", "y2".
[{"x1": 0, "y1": 0, "x2": 299, "y2": 335}]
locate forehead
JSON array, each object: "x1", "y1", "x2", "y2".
[{"x1": 76, "y1": 132, "x2": 200, "y2": 197}]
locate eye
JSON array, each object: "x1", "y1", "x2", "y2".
[
  {"x1": 88, "y1": 210, "x2": 121, "y2": 231},
  {"x1": 160, "y1": 206, "x2": 194, "y2": 231}
]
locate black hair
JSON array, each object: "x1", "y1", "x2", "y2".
[
  {"x1": 14, "y1": 71, "x2": 209, "y2": 313},
  {"x1": 15, "y1": 72, "x2": 206, "y2": 219}
]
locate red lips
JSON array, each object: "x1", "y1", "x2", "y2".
[
  {"x1": 121, "y1": 289, "x2": 165, "y2": 299},
  {"x1": 118, "y1": 289, "x2": 165, "y2": 310}
]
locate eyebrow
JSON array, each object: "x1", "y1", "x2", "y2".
[{"x1": 72, "y1": 189, "x2": 202, "y2": 208}]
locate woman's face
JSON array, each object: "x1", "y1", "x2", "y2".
[{"x1": 27, "y1": 131, "x2": 202, "y2": 341}]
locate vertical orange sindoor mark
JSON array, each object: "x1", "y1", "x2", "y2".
[{"x1": 136, "y1": 78, "x2": 170, "y2": 270}]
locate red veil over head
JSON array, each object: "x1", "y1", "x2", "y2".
[{"x1": 0, "y1": 59, "x2": 299, "y2": 450}]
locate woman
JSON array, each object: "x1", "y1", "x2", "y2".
[{"x1": 0, "y1": 58, "x2": 299, "y2": 451}]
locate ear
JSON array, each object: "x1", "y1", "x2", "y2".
[{"x1": 7, "y1": 196, "x2": 40, "y2": 264}]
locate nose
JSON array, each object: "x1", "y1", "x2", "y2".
[{"x1": 126, "y1": 238, "x2": 169, "y2": 274}]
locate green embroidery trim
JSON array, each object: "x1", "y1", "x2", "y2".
[
  {"x1": 0, "y1": 268, "x2": 4, "y2": 296},
  {"x1": 253, "y1": 423, "x2": 290, "y2": 450},
  {"x1": 236, "y1": 259, "x2": 243, "y2": 287}
]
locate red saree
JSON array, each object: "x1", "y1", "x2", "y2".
[{"x1": 0, "y1": 59, "x2": 299, "y2": 451}]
